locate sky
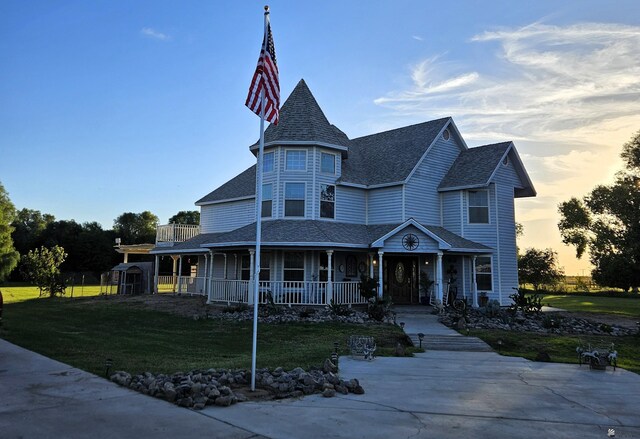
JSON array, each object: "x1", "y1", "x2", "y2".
[{"x1": 1, "y1": 0, "x2": 639, "y2": 275}]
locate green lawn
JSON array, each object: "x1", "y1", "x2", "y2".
[
  {"x1": 470, "y1": 329, "x2": 640, "y2": 375},
  {"x1": 0, "y1": 284, "x2": 103, "y2": 303},
  {"x1": 537, "y1": 294, "x2": 640, "y2": 318},
  {"x1": 0, "y1": 297, "x2": 413, "y2": 376}
]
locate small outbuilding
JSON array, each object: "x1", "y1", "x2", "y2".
[{"x1": 102, "y1": 262, "x2": 154, "y2": 295}]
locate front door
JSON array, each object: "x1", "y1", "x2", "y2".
[{"x1": 384, "y1": 256, "x2": 418, "y2": 304}]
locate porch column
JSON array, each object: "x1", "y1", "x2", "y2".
[
  {"x1": 123, "y1": 251, "x2": 129, "y2": 264},
  {"x1": 436, "y1": 252, "x2": 443, "y2": 303},
  {"x1": 203, "y1": 253, "x2": 209, "y2": 299},
  {"x1": 223, "y1": 254, "x2": 228, "y2": 280},
  {"x1": 369, "y1": 253, "x2": 374, "y2": 278},
  {"x1": 171, "y1": 256, "x2": 179, "y2": 293},
  {"x1": 207, "y1": 250, "x2": 214, "y2": 304},
  {"x1": 326, "y1": 250, "x2": 333, "y2": 304},
  {"x1": 472, "y1": 255, "x2": 478, "y2": 307},
  {"x1": 153, "y1": 255, "x2": 159, "y2": 294},
  {"x1": 177, "y1": 255, "x2": 183, "y2": 294},
  {"x1": 377, "y1": 250, "x2": 384, "y2": 299},
  {"x1": 248, "y1": 250, "x2": 255, "y2": 305}
]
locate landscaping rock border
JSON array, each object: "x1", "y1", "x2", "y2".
[
  {"x1": 439, "y1": 308, "x2": 635, "y2": 336},
  {"x1": 110, "y1": 360, "x2": 364, "y2": 410}
]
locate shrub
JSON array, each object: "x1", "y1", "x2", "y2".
[
  {"x1": 327, "y1": 300, "x2": 353, "y2": 317},
  {"x1": 359, "y1": 275, "x2": 378, "y2": 301},
  {"x1": 485, "y1": 299, "x2": 501, "y2": 317},
  {"x1": 299, "y1": 307, "x2": 317, "y2": 318},
  {"x1": 509, "y1": 288, "x2": 542, "y2": 315},
  {"x1": 367, "y1": 296, "x2": 393, "y2": 322}
]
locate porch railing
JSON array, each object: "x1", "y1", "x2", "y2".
[
  {"x1": 207, "y1": 279, "x2": 363, "y2": 306},
  {"x1": 155, "y1": 224, "x2": 200, "y2": 247},
  {"x1": 157, "y1": 275, "x2": 207, "y2": 295}
]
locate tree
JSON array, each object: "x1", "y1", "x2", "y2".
[
  {"x1": 0, "y1": 182, "x2": 20, "y2": 281},
  {"x1": 20, "y1": 246, "x2": 67, "y2": 297},
  {"x1": 168, "y1": 210, "x2": 200, "y2": 225},
  {"x1": 518, "y1": 248, "x2": 564, "y2": 291},
  {"x1": 11, "y1": 208, "x2": 56, "y2": 255},
  {"x1": 558, "y1": 130, "x2": 640, "y2": 292},
  {"x1": 113, "y1": 211, "x2": 159, "y2": 244}
]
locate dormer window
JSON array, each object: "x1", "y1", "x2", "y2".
[
  {"x1": 286, "y1": 150, "x2": 306, "y2": 171},
  {"x1": 468, "y1": 190, "x2": 489, "y2": 224},
  {"x1": 320, "y1": 152, "x2": 336, "y2": 174}
]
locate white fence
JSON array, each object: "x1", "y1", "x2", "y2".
[{"x1": 207, "y1": 280, "x2": 363, "y2": 306}]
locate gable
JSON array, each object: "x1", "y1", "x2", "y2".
[{"x1": 341, "y1": 118, "x2": 451, "y2": 186}]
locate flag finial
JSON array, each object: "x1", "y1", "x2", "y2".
[{"x1": 264, "y1": 5, "x2": 269, "y2": 13}]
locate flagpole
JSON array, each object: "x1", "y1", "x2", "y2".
[{"x1": 250, "y1": 5, "x2": 269, "y2": 393}]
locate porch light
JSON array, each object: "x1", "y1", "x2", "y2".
[
  {"x1": 372, "y1": 259, "x2": 377, "y2": 266},
  {"x1": 417, "y1": 333, "x2": 424, "y2": 348}
]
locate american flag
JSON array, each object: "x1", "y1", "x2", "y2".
[{"x1": 245, "y1": 12, "x2": 279, "y2": 125}]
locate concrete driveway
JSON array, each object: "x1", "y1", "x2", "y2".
[{"x1": 2, "y1": 338, "x2": 639, "y2": 438}]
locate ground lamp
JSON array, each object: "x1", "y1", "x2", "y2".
[
  {"x1": 105, "y1": 358, "x2": 113, "y2": 378},
  {"x1": 497, "y1": 340, "x2": 503, "y2": 353},
  {"x1": 417, "y1": 333, "x2": 425, "y2": 348}
]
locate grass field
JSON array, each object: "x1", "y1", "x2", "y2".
[
  {"x1": 0, "y1": 297, "x2": 413, "y2": 376},
  {"x1": 536, "y1": 294, "x2": 640, "y2": 318},
  {"x1": 0, "y1": 284, "x2": 103, "y2": 303}
]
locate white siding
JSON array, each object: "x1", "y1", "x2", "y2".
[
  {"x1": 200, "y1": 199, "x2": 255, "y2": 233},
  {"x1": 441, "y1": 191, "x2": 462, "y2": 235},
  {"x1": 335, "y1": 186, "x2": 366, "y2": 223},
  {"x1": 368, "y1": 186, "x2": 403, "y2": 224},
  {"x1": 494, "y1": 159, "x2": 523, "y2": 303},
  {"x1": 382, "y1": 225, "x2": 440, "y2": 253},
  {"x1": 405, "y1": 135, "x2": 462, "y2": 224}
]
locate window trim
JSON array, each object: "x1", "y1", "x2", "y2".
[
  {"x1": 319, "y1": 183, "x2": 335, "y2": 219},
  {"x1": 261, "y1": 183, "x2": 273, "y2": 218},
  {"x1": 285, "y1": 149, "x2": 307, "y2": 172},
  {"x1": 475, "y1": 256, "x2": 493, "y2": 292},
  {"x1": 283, "y1": 251, "x2": 305, "y2": 282},
  {"x1": 320, "y1": 152, "x2": 336, "y2": 175},
  {"x1": 467, "y1": 189, "x2": 490, "y2": 225},
  {"x1": 263, "y1": 151, "x2": 275, "y2": 173},
  {"x1": 284, "y1": 182, "x2": 306, "y2": 218}
]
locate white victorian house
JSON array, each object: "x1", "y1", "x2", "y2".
[{"x1": 150, "y1": 79, "x2": 535, "y2": 307}]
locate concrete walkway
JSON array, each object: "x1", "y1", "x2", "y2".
[
  {"x1": 395, "y1": 306, "x2": 493, "y2": 351},
  {"x1": 2, "y1": 309, "x2": 640, "y2": 439}
]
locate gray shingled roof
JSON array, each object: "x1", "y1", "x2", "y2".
[
  {"x1": 200, "y1": 220, "x2": 397, "y2": 248},
  {"x1": 423, "y1": 225, "x2": 492, "y2": 251},
  {"x1": 438, "y1": 142, "x2": 511, "y2": 191},
  {"x1": 150, "y1": 233, "x2": 225, "y2": 254},
  {"x1": 250, "y1": 79, "x2": 351, "y2": 148},
  {"x1": 196, "y1": 166, "x2": 256, "y2": 205},
  {"x1": 341, "y1": 118, "x2": 450, "y2": 185},
  {"x1": 183, "y1": 220, "x2": 490, "y2": 251}
]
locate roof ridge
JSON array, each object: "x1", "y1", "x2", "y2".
[{"x1": 351, "y1": 117, "x2": 450, "y2": 141}]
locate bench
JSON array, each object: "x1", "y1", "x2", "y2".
[
  {"x1": 349, "y1": 336, "x2": 376, "y2": 361},
  {"x1": 577, "y1": 343, "x2": 617, "y2": 371}
]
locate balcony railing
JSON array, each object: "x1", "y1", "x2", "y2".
[{"x1": 155, "y1": 224, "x2": 200, "y2": 247}]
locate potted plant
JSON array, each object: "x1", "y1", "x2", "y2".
[
  {"x1": 479, "y1": 291, "x2": 488, "y2": 307},
  {"x1": 419, "y1": 272, "x2": 434, "y2": 305}
]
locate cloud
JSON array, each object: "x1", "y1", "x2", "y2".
[
  {"x1": 412, "y1": 35, "x2": 423, "y2": 41},
  {"x1": 376, "y1": 22, "x2": 640, "y2": 145},
  {"x1": 374, "y1": 22, "x2": 640, "y2": 273},
  {"x1": 140, "y1": 27, "x2": 171, "y2": 41}
]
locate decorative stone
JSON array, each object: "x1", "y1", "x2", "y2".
[{"x1": 322, "y1": 388, "x2": 336, "y2": 398}]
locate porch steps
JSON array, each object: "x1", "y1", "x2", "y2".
[{"x1": 408, "y1": 334, "x2": 493, "y2": 352}]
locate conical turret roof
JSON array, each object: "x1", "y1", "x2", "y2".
[{"x1": 251, "y1": 79, "x2": 350, "y2": 149}]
